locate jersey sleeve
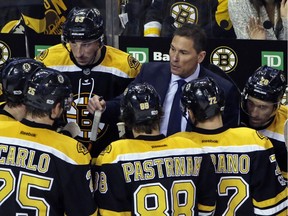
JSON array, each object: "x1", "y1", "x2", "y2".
[
  {"x1": 60, "y1": 162, "x2": 97, "y2": 216},
  {"x1": 94, "y1": 155, "x2": 132, "y2": 215},
  {"x1": 251, "y1": 142, "x2": 287, "y2": 215},
  {"x1": 197, "y1": 154, "x2": 217, "y2": 215}
]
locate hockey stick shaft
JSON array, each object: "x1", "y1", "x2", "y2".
[
  {"x1": 90, "y1": 110, "x2": 102, "y2": 141},
  {"x1": 90, "y1": 96, "x2": 104, "y2": 142}
]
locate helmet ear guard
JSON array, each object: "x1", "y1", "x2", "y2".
[{"x1": 181, "y1": 77, "x2": 225, "y2": 122}]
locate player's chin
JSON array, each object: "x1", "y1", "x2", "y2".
[
  {"x1": 249, "y1": 119, "x2": 263, "y2": 128},
  {"x1": 76, "y1": 61, "x2": 89, "y2": 66},
  {"x1": 75, "y1": 58, "x2": 90, "y2": 66}
]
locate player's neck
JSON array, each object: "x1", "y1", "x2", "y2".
[
  {"x1": 25, "y1": 114, "x2": 54, "y2": 126},
  {"x1": 196, "y1": 114, "x2": 223, "y2": 130},
  {"x1": 4, "y1": 104, "x2": 26, "y2": 121},
  {"x1": 24, "y1": 103, "x2": 62, "y2": 126},
  {"x1": 132, "y1": 129, "x2": 161, "y2": 137}
]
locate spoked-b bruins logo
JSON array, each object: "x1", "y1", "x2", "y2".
[
  {"x1": 66, "y1": 92, "x2": 108, "y2": 144},
  {"x1": 210, "y1": 46, "x2": 238, "y2": 73},
  {"x1": 170, "y1": 2, "x2": 198, "y2": 28},
  {"x1": 0, "y1": 41, "x2": 11, "y2": 67}
]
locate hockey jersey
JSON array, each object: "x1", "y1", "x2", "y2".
[
  {"x1": 36, "y1": 44, "x2": 141, "y2": 157},
  {"x1": 173, "y1": 127, "x2": 288, "y2": 215},
  {"x1": 94, "y1": 134, "x2": 217, "y2": 216},
  {"x1": 0, "y1": 119, "x2": 96, "y2": 215},
  {"x1": 0, "y1": 0, "x2": 105, "y2": 35},
  {"x1": 258, "y1": 105, "x2": 288, "y2": 180},
  {"x1": 241, "y1": 105, "x2": 288, "y2": 181}
]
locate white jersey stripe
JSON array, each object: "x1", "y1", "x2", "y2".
[
  {"x1": 259, "y1": 129, "x2": 285, "y2": 142},
  {"x1": 203, "y1": 144, "x2": 266, "y2": 154},
  {"x1": 50, "y1": 65, "x2": 131, "y2": 78},
  {"x1": 254, "y1": 198, "x2": 288, "y2": 215},
  {"x1": 112, "y1": 148, "x2": 205, "y2": 163},
  {"x1": 0, "y1": 136, "x2": 77, "y2": 164}
]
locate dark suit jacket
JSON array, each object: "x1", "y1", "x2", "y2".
[{"x1": 103, "y1": 62, "x2": 240, "y2": 129}]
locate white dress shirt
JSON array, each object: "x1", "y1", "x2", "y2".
[{"x1": 160, "y1": 64, "x2": 200, "y2": 135}]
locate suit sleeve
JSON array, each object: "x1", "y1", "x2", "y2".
[
  {"x1": 202, "y1": 67, "x2": 241, "y2": 128},
  {"x1": 99, "y1": 63, "x2": 148, "y2": 124},
  {"x1": 222, "y1": 80, "x2": 240, "y2": 128}
]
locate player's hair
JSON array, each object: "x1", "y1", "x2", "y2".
[
  {"x1": 61, "y1": 7, "x2": 104, "y2": 45},
  {"x1": 24, "y1": 67, "x2": 73, "y2": 118},
  {"x1": 181, "y1": 77, "x2": 225, "y2": 121},
  {"x1": 1, "y1": 57, "x2": 45, "y2": 107},
  {"x1": 173, "y1": 23, "x2": 207, "y2": 53},
  {"x1": 120, "y1": 83, "x2": 163, "y2": 133}
]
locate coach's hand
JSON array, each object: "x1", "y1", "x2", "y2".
[{"x1": 87, "y1": 95, "x2": 106, "y2": 114}]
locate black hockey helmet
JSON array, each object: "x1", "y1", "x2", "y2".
[
  {"x1": 242, "y1": 65, "x2": 286, "y2": 103},
  {"x1": 181, "y1": 77, "x2": 225, "y2": 121},
  {"x1": 25, "y1": 67, "x2": 73, "y2": 112},
  {"x1": 62, "y1": 7, "x2": 104, "y2": 43},
  {"x1": 120, "y1": 83, "x2": 161, "y2": 125},
  {"x1": 1, "y1": 57, "x2": 45, "y2": 103}
]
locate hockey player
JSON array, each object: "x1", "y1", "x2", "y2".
[
  {"x1": 36, "y1": 7, "x2": 141, "y2": 157},
  {"x1": 94, "y1": 83, "x2": 217, "y2": 215},
  {"x1": 241, "y1": 65, "x2": 288, "y2": 181},
  {"x1": 0, "y1": 67, "x2": 97, "y2": 215},
  {"x1": 0, "y1": 57, "x2": 81, "y2": 138},
  {"x1": 0, "y1": 57, "x2": 44, "y2": 121},
  {"x1": 176, "y1": 76, "x2": 288, "y2": 215}
]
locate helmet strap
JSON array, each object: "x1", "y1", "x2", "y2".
[{"x1": 49, "y1": 112, "x2": 56, "y2": 121}]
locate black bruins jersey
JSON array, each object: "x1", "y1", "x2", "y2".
[
  {"x1": 258, "y1": 105, "x2": 288, "y2": 181},
  {"x1": 0, "y1": 2, "x2": 45, "y2": 34},
  {"x1": 94, "y1": 135, "x2": 217, "y2": 215},
  {"x1": 0, "y1": 0, "x2": 105, "y2": 35},
  {"x1": 173, "y1": 127, "x2": 288, "y2": 215},
  {"x1": 0, "y1": 119, "x2": 96, "y2": 215},
  {"x1": 144, "y1": 0, "x2": 235, "y2": 38},
  {"x1": 36, "y1": 44, "x2": 141, "y2": 157}
]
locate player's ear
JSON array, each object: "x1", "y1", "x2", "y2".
[
  {"x1": 188, "y1": 109, "x2": 196, "y2": 124},
  {"x1": 51, "y1": 102, "x2": 63, "y2": 119}
]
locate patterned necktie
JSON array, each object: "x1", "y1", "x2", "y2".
[{"x1": 167, "y1": 79, "x2": 186, "y2": 136}]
